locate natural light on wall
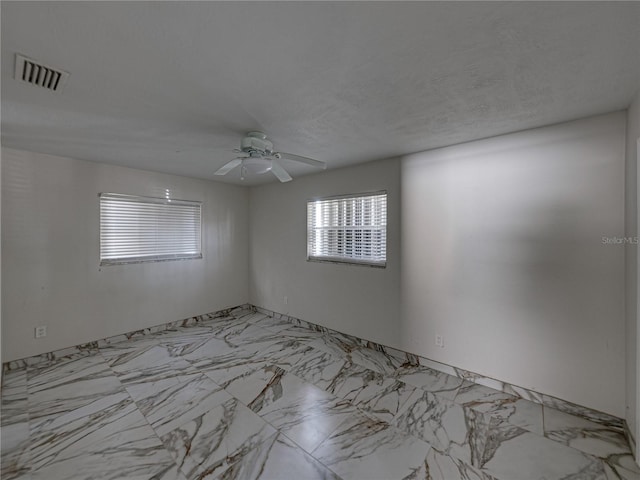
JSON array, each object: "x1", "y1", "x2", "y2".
[
  {"x1": 99, "y1": 193, "x2": 202, "y2": 265},
  {"x1": 307, "y1": 191, "x2": 387, "y2": 267}
]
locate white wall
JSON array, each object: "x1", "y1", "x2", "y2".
[
  {"x1": 1, "y1": 148, "x2": 249, "y2": 362},
  {"x1": 249, "y1": 158, "x2": 401, "y2": 346},
  {"x1": 248, "y1": 113, "x2": 627, "y2": 418},
  {"x1": 402, "y1": 112, "x2": 627, "y2": 417},
  {"x1": 0, "y1": 150, "x2": 3, "y2": 369},
  {"x1": 625, "y1": 88, "x2": 640, "y2": 458},
  {"x1": 2, "y1": 110, "x2": 632, "y2": 423}
]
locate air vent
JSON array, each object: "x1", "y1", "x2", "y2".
[{"x1": 14, "y1": 54, "x2": 69, "y2": 93}]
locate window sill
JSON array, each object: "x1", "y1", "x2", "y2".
[{"x1": 306, "y1": 257, "x2": 386, "y2": 268}]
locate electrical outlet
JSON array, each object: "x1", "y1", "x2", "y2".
[
  {"x1": 435, "y1": 334, "x2": 444, "y2": 348},
  {"x1": 284, "y1": 296, "x2": 288, "y2": 305},
  {"x1": 35, "y1": 326, "x2": 47, "y2": 338}
]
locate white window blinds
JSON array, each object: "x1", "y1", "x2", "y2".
[
  {"x1": 307, "y1": 191, "x2": 387, "y2": 267},
  {"x1": 100, "y1": 193, "x2": 202, "y2": 265}
]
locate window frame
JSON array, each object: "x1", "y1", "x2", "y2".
[
  {"x1": 306, "y1": 190, "x2": 387, "y2": 268},
  {"x1": 99, "y1": 192, "x2": 202, "y2": 266}
]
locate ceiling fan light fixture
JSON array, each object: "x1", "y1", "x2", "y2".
[
  {"x1": 243, "y1": 156, "x2": 272, "y2": 174},
  {"x1": 214, "y1": 131, "x2": 326, "y2": 183}
]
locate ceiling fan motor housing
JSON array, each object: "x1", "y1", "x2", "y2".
[
  {"x1": 215, "y1": 130, "x2": 323, "y2": 182},
  {"x1": 241, "y1": 131, "x2": 273, "y2": 156}
]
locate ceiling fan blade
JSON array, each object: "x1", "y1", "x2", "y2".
[
  {"x1": 270, "y1": 160, "x2": 293, "y2": 182},
  {"x1": 214, "y1": 158, "x2": 243, "y2": 175},
  {"x1": 276, "y1": 152, "x2": 326, "y2": 169}
]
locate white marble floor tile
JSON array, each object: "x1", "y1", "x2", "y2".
[
  {"x1": 289, "y1": 349, "x2": 350, "y2": 391},
  {"x1": 3, "y1": 475, "x2": 31, "y2": 480},
  {"x1": 28, "y1": 391, "x2": 140, "y2": 471},
  {"x1": 1, "y1": 418, "x2": 31, "y2": 480},
  {"x1": 540, "y1": 394, "x2": 625, "y2": 432},
  {"x1": 26, "y1": 350, "x2": 101, "y2": 371},
  {"x1": 246, "y1": 313, "x2": 294, "y2": 333},
  {"x1": 152, "y1": 463, "x2": 189, "y2": 480},
  {"x1": 262, "y1": 322, "x2": 300, "y2": 335},
  {"x1": 153, "y1": 326, "x2": 216, "y2": 355},
  {"x1": 27, "y1": 354, "x2": 125, "y2": 431},
  {"x1": 160, "y1": 398, "x2": 278, "y2": 479},
  {"x1": 98, "y1": 336, "x2": 161, "y2": 359},
  {"x1": 123, "y1": 374, "x2": 186, "y2": 402},
  {"x1": 155, "y1": 325, "x2": 214, "y2": 340},
  {"x1": 229, "y1": 307, "x2": 260, "y2": 321},
  {"x1": 218, "y1": 432, "x2": 342, "y2": 480},
  {"x1": 222, "y1": 363, "x2": 287, "y2": 405},
  {"x1": 107, "y1": 344, "x2": 196, "y2": 385},
  {"x1": 543, "y1": 406, "x2": 638, "y2": 478},
  {"x1": 0, "y1": 369, "x2": 31, "y2": 480},
  {"x1": 231, "y1": 367, "x2": 356, "y2": 452},
  {"x1": 29, "y1": 417, "x2": 178, "y2": 480},
  {"x1": 602, "y1": 454, "x2": 640, "y2": 480},
  {"x1": 481, "y1": 423, "x2": 607, "y2": 480},
  {"x1": 230, "y1": 329, "x2": 303, "y2": 357},
  {"x1": 1, "y1": 370, "x2": 28, "y2": 426},
  {"x1": 393, "y1": 389, "x2": 490, "y2": 465},
  {"x1": 312, "y1": 412, "x2": 431, "y2": 480},
  {"x1": 207, "y1": 315, "x2": 257, "y2": 339},
  {"x1": 26, "y1": 352, "x2": 111, "y2": 387},
  {"x1": 241, "y1": 311, "x2": 270, "y2": 324},
  {"x1": 133, "y1": 373, "x2": 232, "y2": 436},
  {"x1": 197, "y1": 312, "x2": 234, "y2": 325},
  {"x1": 1, "y1": 395, "x2": 28, "y2": 426},
  {"x1": 424, "y1": 448, "x2": 499, "y2": 480},
  {"x1": 253, "y1": 340, "x2": 319, "y2": 371},
  {"x1": 328, "y1": 362, "x2": 415, "y2": 422},
  {"x1": 322, "y1": 332, "x2": 363, "y2": 352},
  {"x1": 278, "y1": 325, "x2": 327, "y2": 342},
  {"x1": 198, "y1": 353, "x2": 272, "y2": 388},
  {"x1": 301, "y1": 334, "x2": 359, "y2": 359},
  {"x1": 346, "y1": 347, "x2": 404, "y2": 376},
  {"x1": 1, "y1": 368, "x2": 27, "y2": 390},
  {"x1": 222, "y1": 323, "x2": 278, "y2": 346},
  {"x1": 394, "y1": 364, "x2": 464, "y2": 400},
  {"x1": 543, "y1": 407, "x2": 631, "y2": 458},
  {"x1": 178, "y1": 335, "x2": 239, "y2": 364},
  {"x1": 7, "y1": 312, "x2": 637, "y2": 480},
  {"x1": 454, "y1": 382, "x2": 543, "y2": 435}
]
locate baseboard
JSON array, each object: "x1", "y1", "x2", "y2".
[
  {"x1": 624, "y1": 420, "x2": 638, "y2": 464},
  {"x1": 252, "y1": 305, "x2": 626, "y2": 432},
  {"x1": 1, "y1": 302, "x2": 627, "y2": 435},
  {"x1": 1, "y1": 304, "x2": 250, "y2": 372}
]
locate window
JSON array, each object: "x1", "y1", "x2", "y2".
[
  {"x1": 307, "y1": 191, "x2": 387, "y2": 267},
  {"x1": 99, "y1": 193, "x2": 202, "y2": 265}
]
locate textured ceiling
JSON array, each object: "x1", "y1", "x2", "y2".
[{"x1": 2, "y1": 2, "x2": 639, "y2": 186}]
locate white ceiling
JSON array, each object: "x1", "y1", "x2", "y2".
[{"x1": 2, "y1": 2, "x2": 639, "y2": 186}]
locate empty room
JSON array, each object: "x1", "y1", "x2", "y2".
[{"x1": 1, "y1": 2, "x2": 639, "y2": 479}]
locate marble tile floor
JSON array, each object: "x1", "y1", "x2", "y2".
[{"x1": 1, "y1": 308, "x2": 639, "y2": 480}]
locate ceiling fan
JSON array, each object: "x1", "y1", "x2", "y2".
[{"x1": 214, "y1": 131, "x2": 326, "y2": 182}]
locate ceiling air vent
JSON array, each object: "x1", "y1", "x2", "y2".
[{"x1": 14, "y1": 54, "x2": 69, "y2": 93}]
